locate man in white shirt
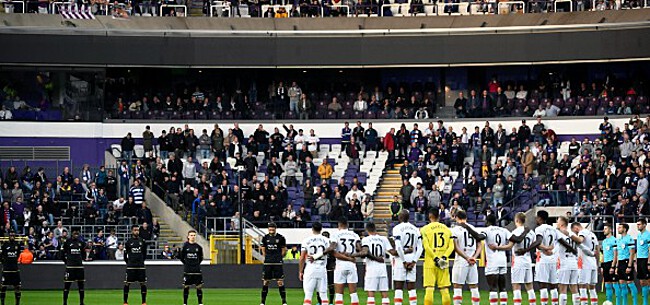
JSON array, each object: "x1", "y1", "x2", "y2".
[
  {"x1": 555, "y1": 217, "x2": 580, "y2": 305},
  {"x1": 299, "y1": 222, "x2": 331, "y2": 305},
  {"x1": 324, "y1": 218, "x2": 362, "y2": 305},
  {"x1": 0, "y1": 106, "x2": 12, "y2": 120},
  {"x1": 408, "y1": 172, "x2": 422, "y2": 188},
  {"x1": 489, "y1": 213, "x2": 537, "y2": 305},
  {"x1": 359, "y1": 222, "x2": 396, "y2": 305},
  {"x1": 106, "y1": 229, "x2": 119, "y2": 260},
  {"x1": 345, "y1": 185, "x2": 365, "y2": 204},
  {"x1": 391, "y1": 211, "x2": 423, "y2": 305},
  {"x1": 451, "y1": 211, "x2": 484, "y2": 305},
  {"x1": 533, "y1": 211, "x2": 560, "y2": 305},
  {"x1": 570, "y1": 223, "x2": 598, "y2": 305},
  {"x1": 307, "y1": 130, "x2": 320, "y2": 156},
  {"x1": 353, "y1": 95, "x2": 367, "y2": 112},
  {"x1": 113, "y1": 197, "x2": 126, "y2": 212},
  {"x1": 483, "y1": 215, "x2": 511, "y2": 305}
]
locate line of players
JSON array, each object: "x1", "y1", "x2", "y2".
[
  {"x1": 282, "y1": 209, "x2": 650, "y2": 305},
  {"x1": 0, "y1": 225, "x2": 205, "y2": 305}
]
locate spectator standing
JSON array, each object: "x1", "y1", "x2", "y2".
[
  {"x1": 129, "y1": 180, "x2": 145, "y2": 206},
  {"x1": 340, "y1": 122, "x2": 352, "y2": 156},
  {"x1": 288, "y1": 82, "x2": 301, "y2": 115},
  {"x1": 118, "y1": 161, "x2": 131, "y2": 199},
  {"x1": 121, "y1": 133, "x2": 135, "y2": 165},
  {"x1": 210, "y1": 124, "x2": 225, "y2": 159},
  {"x1": 360, "y1": 196, "x2": 374, "y2": 223},
  {"x1": 363, "y1": 122, "x2": 378, "y2": 158},
  {"x1": 390, "y1": 196, "x2": 402, "y2": 221},
  {"x1": 346, "y1": 138, "x2": 361, "y2": 166},
  {"x1": 298, "y1": 93, "x2": 311, "y2": 120},
  {"x1": 158, "y1": 130, "x2": 170, "y2": 160},
  {"x1": 198, "y1": 129, "x2": 211, "y2": 160},
  {"x1": 106, "y1": 230, "x2": 119, "y2": 260},
  {"x1": 317, "y1": 159, "x2": 333, "y2": 181},
  {"x1": 383, "y1": 128, "x2": 396, "y2": 169},
  {"x1": 283, "y1": 155, "x2": 298, "y2": 187},
  {"x1": 183, "y1": 157, "x2": 197, "y2": 187},
  {"x1": 143, "y1": 126, "x2": 154, "y2": 158}
]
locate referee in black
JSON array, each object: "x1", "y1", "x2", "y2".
[
  {"x1": 62, "y1": 229, "x2": 86, "y2": 305},
  {"x1": 180, "y1": 230, "x2": 203, "y2": 305},
  {"x1": 260, "y1": 222, "x2": 288, "y2": 305},
  {"x1": 0, "y1": 231, "x2": 21, "y2": 305},
  {"x1": 124, "y1": 225, "x2": 148, "y2": 305}
]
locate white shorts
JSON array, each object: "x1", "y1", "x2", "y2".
[
  {"x1": 334, "y1": 264, "x2": 358, "y2": 284},
  {"x1": 578, "y1": 269, "x2": 598, "y2": 285},
  {"x1": 392, "y1": 259, "x2": 417, "y2": 282},
  {"x1": 451, "y1": 264, "x2": 479, "y2": 285},
  {"x1": 485, "y1": 266, "x2": 508, "y2": 276},
  {"x1": 535, "y1": 262, "x2": 558, "y2": 284},
  {"x1": 303, "y1": 269, "x2": 328, "y2": 294},
  {"x1": 364, "y1": 276, "x2": 389, "y2": 292},
  {"x1": 511, "y1": 267, "x2": 534, "y2": 284},
  {"x1": 558, "y1": 269, "x2": 579, "y2": 285}
]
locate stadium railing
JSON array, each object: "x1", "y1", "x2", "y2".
[{"x1": 1, "y1": 0, "x2": 25, "y2": 13}]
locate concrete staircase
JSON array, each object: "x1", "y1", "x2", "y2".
[
  {"x1": 188, "y1": 0, "x2": 204, "y2": 17},
  {"x1": 373, "y1": 163, "x2": 403, "y2": 235},
  {"x1": 152, "y1": 216, "x2": 185, "y2": 250}
]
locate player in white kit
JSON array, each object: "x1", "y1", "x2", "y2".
[
  {"x1": 555, "y1": 217, "x2": 580, "y2": 305},
  {"x1": 391, "y1": 210, "x2": 423, "y2": 305},
  {"x1": 324, "y1": 218, "x2": 362, "y2": 305},
  {"x1": 450, "y1": 210, "x2": 484, "y2": 305},
  {"x1": 570, "y1": 222, "x2": 599, "y2": 305},
  {"x1": 483, "y1": 214, "x2": 512, "y2": 305},
  {"x1": 359, "y1": 222, "x2": 397, "y2": 305},
  {"x1": 300, "y1": 222, "x2": 332, "y2": 305},
  {"x1": 534, "y1": 211, "x2": 560, "y2": 305},
  {"x1": 489, "y1": 213, "x2": 537, "y2": 305}
]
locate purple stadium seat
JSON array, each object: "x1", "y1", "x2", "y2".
[
  {"x1": 222, "y1": 111, "x2": 233, "y2": 119},
  {"x1": 338, "y1": 110, "x2": 350, "y2": 119},
  {"x1": 209, "y1": 111, "x2": 221, "y2": 120},
  {"x1": 516, "y1": 99, "x2": 526, "y2": 109},
  {"x1": 626, "y1": 96, "x2": 636, "y2": 107},
  {"x1": 565, "y1": 98, "x2": 576, "y2": 108},
  {"x1": 528, "y1": 98, "x2": 538, "y2": 109},
  {"x1": 312, "y1": 111, "x2": 324, "y2": 119},
  {"x1": 320, "y1": 92, "x2": 331, "y2": 101},
  {"x1": 262, "y1": 111, "x2": 273, "y2": 120},
  {"x1": 347, "y1": 92, "x2": 356, "y2": 101},
  {"x1": 638, "y1": 96, "x2": 648, "y2": 106},
  {"x1": 335, "y1": 92, "x2": 344, "y2": 101},
  {"x1": 553, "y1": 98, "x2": 564, "y2": 108},
  {"x1": 561, "y1": 107, "x2": 571, "y2": 116},
  {"x1": 131, "y1": 111, "x2": 144, "y2": 119},
  {"x1": 352, "y1": 111, "x2": 364, "y2": 119},
  {"x1": 326, "y1": 111, "x2": 337, "y2": 120},
  {"x1": 145, "y1": 111, "x2": 154, "y2": 119},
  {"x1": 584, "y1": 106, "x2": 596, "y2": 116},
  {"x1": 378, "y1": 110, "x2": 390, "y2": 119},
  {"x1": 343, "y1": 101, "x2": 353, "y2": 110},
  {"x1": 170, "y1": 111, "x2": 181, "y2": 119},
  {"x1": 285, "y1": 111, "x2": 296, "y2": 120},
  {"x1": 588, "y1": 97, "x2": 599, "y2": 107},
  {"x1": 577, "y1": 97, "x2": 588, "y2": 108},
  {"x1": 541, "y1": 98, "x2": 552, "y2": 106},
  {"x1": 364, "y1": 111, "x2": 376, "y2": 119},
  {"x1": 506, "y1": 99, "x2": 515, "y2": 110},
  {"x1": 642, "y1": 105, "x2": 650, "y2": 114},
  {"x1": 596, "y1": 106, "x2": 606, "y2": 115},
  {"x1": 309, "y1": 92, "x2": 318, "y2": 101}
]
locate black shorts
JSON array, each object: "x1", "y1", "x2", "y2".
[
  {"x1": 183, "y1": 273, "x2": 204, "y2": 286},
  {"x1": 64, "y1": 267, "x2": 85, "y2": 282},
  {"x1": 262, "y1": 264, "x2": 284, "y2": 281},
  {"x1": 1, "y1": 271, "x2": 20, "y2": 286},
  {"x1": 125, "y1": 268, "x2": 147, "y2": 283},
  {"x1": 637, "y1": 258, "x2": 649, "y2": 280},
  {"x1": 617, "y1": 260, "x2": 635, "y2": 281},
  {"x1": 602, "y1": 262, "x2": 618, "y2": 282}
]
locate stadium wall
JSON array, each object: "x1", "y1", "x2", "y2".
[{"x1": 0, "y1": 117, "x2": 627, "y2": 165}]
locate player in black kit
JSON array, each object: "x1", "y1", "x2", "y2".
[
  {"x1": 62, "y1": 229, "x2": 86, "y2": 305},
  {"x1": 1, "y1": 232, "x2": 22, "y2": 305},
  {"x1": 316, "y1": 231, "x2": 335, "y2": 305},
  {"x1": 180, "y1": 230, "x2": 204, "y2": 305},
  {"x1": 260, "y1": 222, "x2": 288, "y2": 305},
  {"x1": 123, "y1": 225, "x2": 148, "y2": 305}
]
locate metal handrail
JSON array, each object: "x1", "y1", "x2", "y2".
[{"x1": 1, "y1": 0, "x2": 25, "y2": 13}]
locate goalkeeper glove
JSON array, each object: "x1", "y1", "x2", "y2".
[{"x1": 434, "y1": 256, "x2": 449, "y2": 269}]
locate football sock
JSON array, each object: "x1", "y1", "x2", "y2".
[
  {"x1": 424, "y1": 288, "x2": 434, "y2": 305},
  {"x1": 408, "y1": 289, "x2": 417, "y2": 305},
  {"x1": 572, "y1": 293, "x2": 580, "y2": 305},
  {"x1": 628, "y1": 283, "x2": 638, "y2": 305},
  {"x1": 514, "y1": 290, "x2": 522, "y2": 305},
  {"x1": 579, "y1": 288, "x2": 588, "y2": 305},
  {"x1": 63, "y1": 282, "x2": 71, "y2": 305},
  {"x1": 318, "y1": 292, "x2": 329, "y2": 305},
  {"x1": 559, "y1": 293, "x2": 567, "y2": 305},
  {"x1": 140, "y1": 284, "x2": 147, "y2": 304},
  {"x1": 350, "y1": 292, "x2": 359, "y2": 305},
  {"x1": 620, "y1": 284, "x2": 629, "y2": 305},
  {"x1": 183, "y1": 287, "x2": 190, "y2": 305},
  {"x1": 197, "y1": 288, "x2": 203, "y2": 305},
  {"x1": 381, "y1": 297, "x2": 390, "y2": 305},
  {"x1": 78, "y1": 282, "x2": 84, "y2": 305},
  {"x1": 540, "y1": 289, "x2": 549, "y2": 305},
  {"x1": 261, "y1": 285, "x2": 269, "y2": 304},
  {"x1": 471, "y1": 288, "x2": 480, "y2": 305},
  {"x1": 641, "y1": 286, "x2": 649, "y2": 305},
  {"x1": 606, "y1": 284, "x2": 614, "y2": 302},
  {"x1": 394, "y1": 289, "x2": 403, "y2": 305},
  {"x1": 453, "y1": 288, "x2": 463, "y2": 305},
  {"x1": 279, "y1": 286, "x2": 287, "y2": 303},
  {"x1": 489, "y1": 292, "x2": 499, "y2": 305},
  {"x1": 123, "y1": 285, "x2": 129, "y2": 304},
  {"x1": 551, "y1": 289, "x2": 559, "y2": 305},
  {"x1": 13, "y1": 287, "x2": 19, "y2": 305},
  {"x1": 304, "y1": 296, "x2": 313, "y2": 305},
  {"x1": 440, "y1": 288, "x2": 451, "y2": 305},
  {"x1": 588, "y1": 288, "x2": 598, "y2": 305},
  {"x1": 615, "y1": 284, "x2": 622, "y2": 305},
  {"x1": 527, "y1": 289, "x2": 537, "y2": 305},
  {"x1": 334, "y1": 293, "x2": 343, "y2": 305},
  {"x1": 499, "y1": 292, "x2": 509, "y2": 305},
  {"x1": 366, "y1": 296, "x2": 375, "y2": 305}
]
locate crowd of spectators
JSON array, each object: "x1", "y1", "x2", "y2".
[{"x1": 0, "y1": 162, "x2": 161, "y2": 260}]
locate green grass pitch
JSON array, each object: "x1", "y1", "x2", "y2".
[{"x1": 5, "y1": 288, "x2": 610, "y2": 305}]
